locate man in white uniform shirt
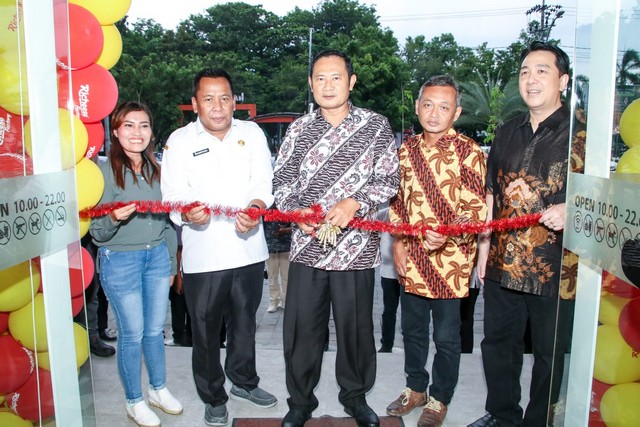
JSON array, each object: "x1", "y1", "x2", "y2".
[{"x1": 161, "y1": 68, "x2": 276, "y2": 426}]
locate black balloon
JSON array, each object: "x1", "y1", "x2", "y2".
[{"x1": 621, "y1": 238, "x2": 640, "y2": 288}]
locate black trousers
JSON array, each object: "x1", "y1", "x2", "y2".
[
  {"x1": 380, "y1": 277, "x2": 401, "y2": 348},
  {"x1": 284, "y1": 262, "x2": 376, "y2": 411},
  {"x1": 401, "y1": 293, "x2": 461, "y2": 405},
  {"x1": 169, "y1": 286, "x2": 192, "y2": 342},
  {"x1": 183, "y1": 262, "x2": 264, "y2": 407},
  {"x1": 460, "y1": 287, "x2": 480, "y2": 353},
  {"x1": 481, "y1": 279, "x2": 574, "y2": 426},
  {"x1": 97, "y1": 285, "x2": 109, "y2": 332}
]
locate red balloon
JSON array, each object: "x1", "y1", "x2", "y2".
[
  {"x1": 0, "y1": 334, "x2": 35, "y2": 394},
  {"x1": 54, "y1": 3, "x2": 104, "y2": 70},
  {"x1": 71, "y1": 294, "x2": 85, "y2": 317},
  {"x1": 0, "y1": 152, "x2": 33, "y2": 178},
  {"x1": 619, "y1": 297, "x2": 640, "y2": 351},
  {"x1": 0, "y1": 311, "x2": 8, "y2": 333},
  {"x1": 83, "y1": 121, "x2": 104, "y2": 159},
  {"x1": 58, "y1": 64, "x2": 118, "y2": 124},
  {"x1": 6, "y1": 368, "x2": 54, "y2": 421},
  {"x1": 602, "y1": 270, "x2": 640, "y2": 298},
  {"x1": 588, "y1": 379, "x2": 611, "y2": 426},
  {"x1": 67, "y1": 244, "x2": 94, "y2": 298},
  {"x1": 0, "y1": 106, "x2": 26, "y2": 155}
]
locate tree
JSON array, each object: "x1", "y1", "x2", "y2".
[
  {"x1": 308, "y1": 0, "x2": 379, "y2": 50},
  {"x1": 403, "y1": 34, "x2": 477, "y2": 87},
  {"x1": 617, "y1": 48, "x2": 640, "y2": 87},
  {"x1": 116, "y1": 18, "x2": 167, "y2": 60},
  {"x1": 111, "y1": 52, "x2": 210, "y2": 144},
  {"x1": 111, "y1": 0, "x2": 576, "y2": 141},
  {"x1": 456, "y1": 72, "x2": 526, "y2": 143},
  {"x1": 330, "y1": 24, "x2": 410, "y2": 130},
  {"x1": 525, "y1": 3, "x2": 565, "y2": 42}
]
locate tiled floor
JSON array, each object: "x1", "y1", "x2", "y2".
[{"x1": 89, "y1": 272, "x2": 534, "y2": 426}]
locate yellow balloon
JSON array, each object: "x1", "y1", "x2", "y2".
[
  {"x1": 68, "y1": 0, "x2": 132, "y2": 25},
  {"x1": 96, "y1": 24, "x2": 123, "y2": 70},
  {"x1": 36, "y1": 350, "x2": 50, "y2": 370},
  {"x1": 0, "y1": 260, "x2": 40, "y2": 312},
  {"x1": 594, "y1": 324, "x2": 640, "y2": 384},
  {"x1": 600, "y1": 382, "x2": 640, "y2": 427},
  {"x1": 24, "y1": 109, "x2": 88, "y2": 169},
  {"x1": 61, "y1": 111, "x2": 88, "y2": 166},
  {"x1": 0, "y1": 47, "x2": 29, "y2": 115},
  {"x1": 599, "y1": 294, "x2": 631, "y2": 325},
  {"x1": 75, "y1": 158, "x2": 105, "y2": 211},
  {"x1": 37, "y1": 323, "x2": 89, "y2": 370},
  {"x1": 8, "y1": 293, "x2": 48, "y2": 352},
  {"x1": 74, "y1": 322, "x2": 89, "y2": 367},
  {"x1": 79, "y1": 216, "x2": 91, "y2": 238},
  {"x1": 619, "y1": 99, "x2": 640, "y2": 148},
  {"x1": 616, "y1": 146, "x2": 640, "y2": 174},
  {"x1": 0, "y1": 0, "x2": 25, "y2": 54},
  {"x1": 0, "y1": 412, "x2": 32, "y2": 427}
]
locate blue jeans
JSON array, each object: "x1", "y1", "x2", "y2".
[
  {"x1": 401, "y1": 291, "x2": 461, "y2": 405},
  {"x1": 98, "y1": 242, "x2": 170, "y2": 402}
]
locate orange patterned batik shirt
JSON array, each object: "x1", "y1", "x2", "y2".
[{"x1": 390, "y1": 128, "x2": 487, "y2": 299}]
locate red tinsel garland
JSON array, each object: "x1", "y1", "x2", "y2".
[{"x1": 79, "y1": 201, "x2": 543, "y2": 237}]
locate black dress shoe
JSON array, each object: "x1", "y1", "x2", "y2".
[
  {"x1": 98, "y1": 328, "x2": 118, "y2": 341},
  {"x1": 281, "y1": 408, "x2": 311, "y2": 427},
  {"x1": 378, "y1": 344, "x2": 392, "y2": 353},
  {"x1": 344, "y1": 401, "x2": 379, "y2": 427},
  {"x1": 468, "y1": 413, "x2": 513, "y2": 427},
  {"x1": 90, "y1": 337, "x2": 115, "y2": 357}
]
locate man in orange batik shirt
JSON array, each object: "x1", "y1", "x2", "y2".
[{"x1": 386, "y1": 75, "x2": 487, "y2": 427}]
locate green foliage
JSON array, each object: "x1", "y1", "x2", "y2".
[
  {"x1": 403, "y1": 34, "x2": 477, "y2": 85},
  {"x1": 617, "y1": 49, "x2": 640, "y2": 87},
  {"x1": 111, "y1": 0, "x2": 568, "y2": 143},
  {"x1": 331, "y1": 24, "x2": 409, "y2": 130},
  {"x1": 456, "y1": 72, "x2": 526, "y2": 143}
]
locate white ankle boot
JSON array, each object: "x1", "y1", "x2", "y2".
[
  {"x1": 267, "y1": 300, "x2": 278, "y2": 312},
  {"x1": 126, "y1": 401, "x2": 161, "y2": 427},
  {"x1": 148, "y1": 386, "x2": 183, "y2": 415}
]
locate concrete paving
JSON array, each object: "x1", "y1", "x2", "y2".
[{"x1": 89, "y1": 270, "x2": 534, "y2": 427}]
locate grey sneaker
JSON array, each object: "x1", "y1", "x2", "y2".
[
  {"x1": 204, "y1": 403, "x2": 228, "y2": 426},
  {"x1": 229, "y1": 384, "x2": 277, "y2": 408}
]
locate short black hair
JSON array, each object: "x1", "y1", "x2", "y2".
[
  {"x1": 309, "y1": 49, "x2": 354, "y2": 78},
  {"x1": 418, "y1": 75, "x2": 461, "y2": 106},
  {"x1": 193, "y1": 68, "x2": 234, "y2": 97},
  {"x1": 520, "y1": 41, "x2": 570, "y2": 76}
]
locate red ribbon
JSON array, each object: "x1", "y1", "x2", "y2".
[{"x1": 79, "y1": 201, "x2": 542, "y2": 237}]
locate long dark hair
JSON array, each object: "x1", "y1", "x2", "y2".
[{"x1": 109, "y1": 101, "x2": 160, "y2": 189}]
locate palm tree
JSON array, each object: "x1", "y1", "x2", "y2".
[
  {"x1": 456, "y1": 71, "x2": 527, "y2": 144},
  {"x1": 617, "y1": 49, "x2": 640, "y2": 87}
]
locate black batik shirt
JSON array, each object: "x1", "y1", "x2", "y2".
[{"x1": 485, "y1": 104, "x2": 570, "y2": 297}]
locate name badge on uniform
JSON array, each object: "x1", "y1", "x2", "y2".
[{"x1": 192, "y1": 148, "x2": 209, "y2": 157}]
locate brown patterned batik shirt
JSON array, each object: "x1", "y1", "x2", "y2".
[
  {"x1": 485, "y1": 105, "x2": 571, "y2": 297},
  {"x1": 390, "y1": 128, "x2": 487, "y2": 299}
]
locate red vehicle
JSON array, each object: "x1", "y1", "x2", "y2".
[{"x1": 250, "y1": 112, "x2": 302, "y2": 155}]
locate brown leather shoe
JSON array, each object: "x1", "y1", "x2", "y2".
[
  {"x1": 386, "y1": 388, "x2": 427, "y2": 417},
  {"x1": 418, "y1": 396, "x2": 448, "y2": 427}
]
